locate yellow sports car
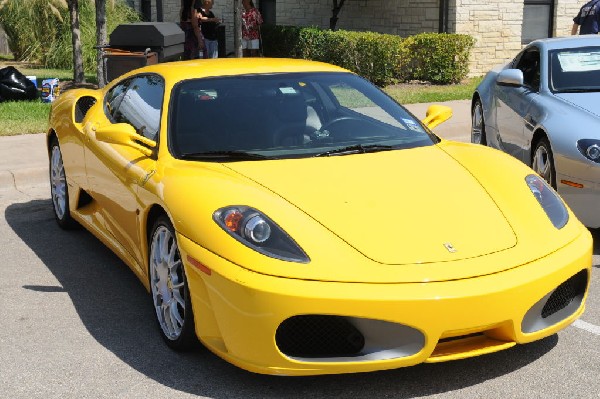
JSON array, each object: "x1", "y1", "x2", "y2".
[{"x1": 47, "y1": 58, "x2": 592, "y2": 376}]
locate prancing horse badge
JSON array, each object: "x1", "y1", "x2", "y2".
[{"x1": 443, "y1": 243, "x2": 457, "y2": 253}]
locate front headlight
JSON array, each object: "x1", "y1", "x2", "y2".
[
  {"x1": 214, "y1": 206, "x2": 309, "y2": 263},
  {"x1": 525, "y1": 174, "x2": 568, "y2": 229},
  {"x1": 577, "y1": 139, "x2": 600, "y2": 162}
]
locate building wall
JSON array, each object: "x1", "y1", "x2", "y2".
[
  {"x1": 151, "y1": 0, "x2": 585, "y2": 77},
  {"x1": 450, "y1": 1, "x2": 524, "y2": 75},
  {"x1": 275, "y1": 0, "x2": 440, "y2": 36},
  {"x1": 555, "y1": 0, "x2": 581, "y2": 37}
]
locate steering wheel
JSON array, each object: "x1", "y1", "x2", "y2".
[{"x1": 318, "y1": 116, "x2": 368, "y2": 141}]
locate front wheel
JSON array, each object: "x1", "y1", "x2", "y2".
[
  {"x1": 532, "y1": 137, "x2": 557, "y2": 189},
  {"x1": 49, "y1": 137, "x2": 77, "y2": 229},
  {"x1": 149, "y1": 215, "x2": 198, "y2": 351},
  {"x1": 471, "y1": 99, "x2": 487, "y2": 145}
]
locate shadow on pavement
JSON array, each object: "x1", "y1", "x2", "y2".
[{"x1": 6, "y1": 198, "x2": 559, "y2": 398}]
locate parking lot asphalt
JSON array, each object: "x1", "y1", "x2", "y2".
[{"x1": 0, "y1": 99, "x2": 472, "y2": 192}]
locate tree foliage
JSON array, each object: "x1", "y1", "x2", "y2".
[{"x1": 0, "y1": 0, "x2": 139, "y2": 72}]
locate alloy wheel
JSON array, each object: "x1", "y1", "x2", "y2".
[
  {"x1": 150, "y1": 225, "x2": 186, "y2": 340},
  {"x1": 50, "y1": 145, "x2": 67, "y2": 220}
]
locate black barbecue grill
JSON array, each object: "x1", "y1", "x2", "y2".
[{"x1": 103, "y1": 22, "x2": 185, "y2": 82}]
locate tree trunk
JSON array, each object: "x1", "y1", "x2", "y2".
[
  {"x1": 234, "y1": 0, "x2": 242, "y2": 57},
  {"x1": 95, "y1": 0, "x2": 107, "y2": 87},
  {"x1": 68, "y1": 0, "x2": 86, "y2": 83},
  {"x1": 330, "y1": 0, "x2": 346, "y2": 31}
]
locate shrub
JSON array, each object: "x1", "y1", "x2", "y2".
[
  {"x1": 261, "y1": 25, "x2": 475, "y2": 86},
  {"x1": 404, "y1": 33, "x2": 476, "y2": 84},
  {"x1": 0, "y1": 0, "x2": 140, "y2": 72}
]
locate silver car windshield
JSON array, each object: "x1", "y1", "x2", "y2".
[
  {"x1": 168, "y1": 72, "x2": 436, "y2": 160},
  {"x1": 549, "y1": 46, "x2": 600, "y2": 93}
]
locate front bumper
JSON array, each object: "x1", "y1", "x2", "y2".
[{"x1": 178, "y1": 230, "x2": 592, "y2": 376}]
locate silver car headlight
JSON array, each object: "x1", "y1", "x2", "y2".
[
  {"x1": 577, "y1": 139, "x2": 600, "y2": 162},
  {"x1": 214, "y1": 206, "x2": 310, "y2": 263},
  {"x1": 525, "y1": 174, "x2": 569, "y2": 229}
]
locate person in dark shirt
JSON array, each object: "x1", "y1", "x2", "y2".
[
  {"x1": 198, "y1": 0, "x2": 220, "y2": 58},
  {"x1": 572, "y1": 0, "x2": 600, "y2": 34},
  {"x1": 181, "y1": 0, "x2": 204, "y2": 59}
]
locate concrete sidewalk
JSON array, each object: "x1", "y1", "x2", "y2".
[
  {"x1": 0, "y1": 133, "x2": 48, "y2": 191},
  {"x1": 0, "y1": 100, "x2": 472, "y2": 191}
]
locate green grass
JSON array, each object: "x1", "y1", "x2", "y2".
[
  {"x1": 383, "y1": 76, "x2": 483, "y2": 104},
  {"x1": 0, "y1": 66, "x2": 482, "y2": 136},
  {"x1": 0, "y1": 62, "x2": 97, "y2": 136},
  {"x1": 0, "y1": 100, "x2": 53, "y2": 135}
]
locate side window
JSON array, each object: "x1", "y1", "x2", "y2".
[
  {"x1": 108, "y1": 74, "x2": 165, "y2": 141},
  {"x1": 105, "y1": 79, "x2": 131, "y2": 121},
  {"x1": 516, "y1": 48, "x2": 541, "y2": 91}
]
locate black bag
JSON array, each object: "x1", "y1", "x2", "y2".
[{"x1": 0, "y1": 66, "x2": 38, "y2": 102}]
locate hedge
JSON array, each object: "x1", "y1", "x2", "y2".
[{"x1": 261, "y1": 25, "x2": 475, "y2": 86}]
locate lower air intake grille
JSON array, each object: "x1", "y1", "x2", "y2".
[
  {"x1": 276, "y1": 315, "x2": 365, "y2": 358},
  {"x1": 542, "y1": 270, "x2": 588, "y2": 318}
]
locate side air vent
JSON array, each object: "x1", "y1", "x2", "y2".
[{"x1": 75, "y1": 96, "x2": 97, "y2": 123}]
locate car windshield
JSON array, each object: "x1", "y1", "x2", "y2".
[
  {"x1": 168, "y1": 72, "x2": 436, "y2": 160},
  {"x1": 549, "y1": 46, "x2": 600, "y2": 93}
]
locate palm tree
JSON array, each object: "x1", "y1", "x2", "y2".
[
  {"x1": 95, "y1": 0, "x2": 107, "y2": 87},
  {"x1": 67, "y1": 0, "x2": 85, "y2": 83}
]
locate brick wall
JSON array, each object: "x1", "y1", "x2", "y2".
[
  {"x1": 555, "y1": 0, "x2": 582, "y2": 36},
  {"x1": 275, "y1": 0, "x2": 440, "y2": 36},
  {"x1": 153, "y1": 0, "x2": 586, "y2": 78},
  {"x1": 451, "y1": 1, "x2": 525, "y2": 75}
]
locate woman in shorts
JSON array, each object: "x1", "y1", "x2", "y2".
[{"x1": 242, "y1": 0, "x2": 263, "y2": 57}]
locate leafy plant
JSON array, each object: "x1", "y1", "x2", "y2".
[
  {"x1": 261, "y1": 25, "x2": 475, "y2": 86},
  {"x1": 0, "y1": 0, "x2": 140, "y2": 72}
]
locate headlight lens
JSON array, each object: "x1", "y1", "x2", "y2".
[
  {"x1": 577, "y1": 139, "x2": 600, "y2": 162},
  {"x1": 525, "y1": 174, "x2": 569, "y2": 229},
  {"x1": 214, "y1": 206, "x2": 309, "y2": 263}
]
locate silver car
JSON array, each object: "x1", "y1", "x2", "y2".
[{"x1": 472, "y1": 36, "x2": 600, "y2": 227}]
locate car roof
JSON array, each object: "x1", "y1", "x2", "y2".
[
  {"x1": 530, "y1": 35, "x2": 600, "y2": 51},
  {"x1": 118, "y1": 57, "x2": 351, "y2": 83}
]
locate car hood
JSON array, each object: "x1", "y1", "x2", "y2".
[
  {"x1": 554, "y1": 92, "x2": 600, "y2": 118},
  {"x1": 224, "y1": 145, "x2": 517, "y2": 265}
]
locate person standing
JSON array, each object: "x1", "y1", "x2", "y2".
[
  {"x1": 198, "y1": 0, "x2": 220, "y2": 58},
  {"x1": 572, "y1": 0, "x2": 600, "y2": 35},
  {"x1": 181, "y1": 0, "x2": 204, "y2": 59},
  {"x1": 242, "y1": 0, "x2": 263, "y2": 57}
]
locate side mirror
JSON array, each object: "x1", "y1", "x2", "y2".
[
  {"x1": 497, "y1": 69, "x2": 524, "y2": 87},
  {"x1": 95, "y1": 123, "x2": 156, "y2": 157},
  {"x1": 422, "y1": 105, "x2": 452, "y2": 130}
]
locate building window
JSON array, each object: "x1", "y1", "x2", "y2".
[{"x1": 522, "y1": 0, "x2": 555, "y2": 44}]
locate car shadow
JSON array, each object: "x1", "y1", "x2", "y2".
[{"x1": 6, "y1": 198, "x2": 559, "y2": 398}]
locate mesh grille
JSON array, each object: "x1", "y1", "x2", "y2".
[
  {"x1": 542, "y1": 270, "x2": 588, "y2": 319},
  {"x1": 276, "y1": 315, "x2": 365, "y2": 358}
]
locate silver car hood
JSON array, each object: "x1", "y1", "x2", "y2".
[{"x1": 554, "y1": 92, "x2": 600, "y2": 118}]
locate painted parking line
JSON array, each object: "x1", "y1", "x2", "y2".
[{"x1": 573, "y1": 319, "x2": 600, "y2": 336}]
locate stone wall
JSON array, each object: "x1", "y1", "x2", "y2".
[
  {"x1": 149, "y1": 0, "x2": 585, "y2": 78},
  {"x1": 555, "y1": 0, "x2": 581, "y2": 36},
  {"x1": 275, "y1": 0, "x2": 440, "y2": 36},
  {"x1": 451, "y1": 1, "x2": 524, "y2": 75}
]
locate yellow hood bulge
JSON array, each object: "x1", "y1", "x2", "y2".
[{"x1": 225, "y1": 146, "x2": 517, "y2": 265}]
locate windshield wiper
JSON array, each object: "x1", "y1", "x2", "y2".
[
  {"x1": 180, "y1": 150, "x2": 272, "y2": 160},
  {"x1": 314, "y1": 144, "x2": 395, "y2": 157}
]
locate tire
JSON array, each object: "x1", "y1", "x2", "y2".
[
  {"x1": 471, "y1": 98, "x2": 487, "y2": 145},
  {"x1": 49, "y1": 137, "x2": 77, "y2": 229},
  {"x1": 149, "y1": 215, "x2": 198, "y2": 351},
  {"x1": 531, "y1": 137, "x2": 557, "y2": 189}
]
